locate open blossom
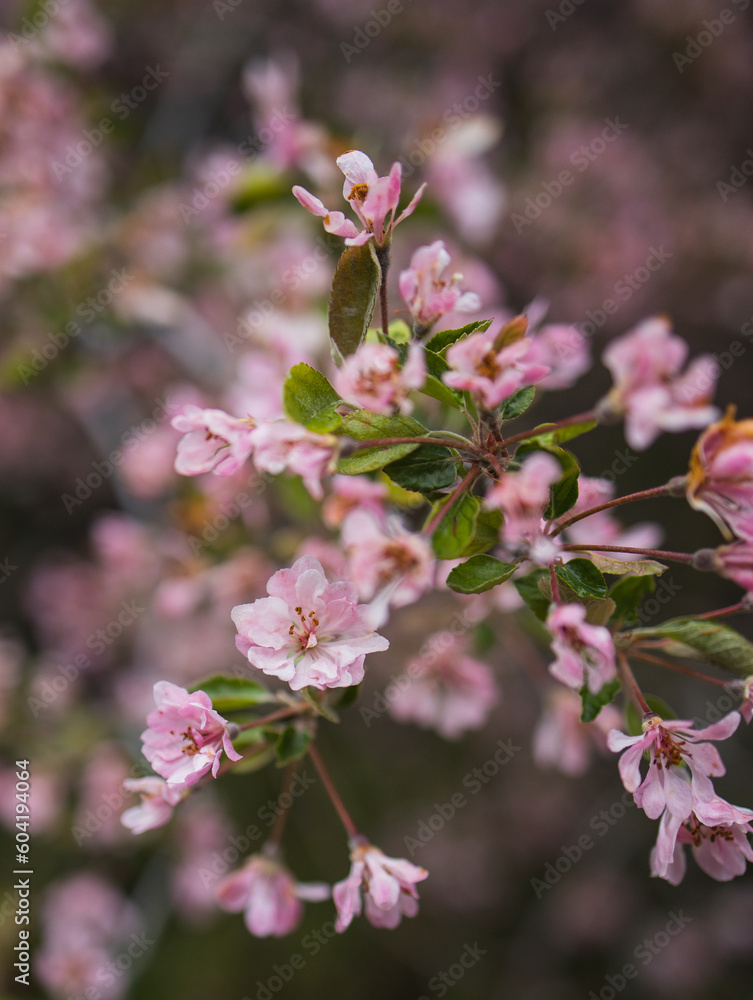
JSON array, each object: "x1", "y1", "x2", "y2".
[
  {"x1": 527, "y1": 323, "x2": 591, "y2": 390},
  {"x1": 443, "y1": 325, "x2": 550, "y2": 409},
  {"x1": 607, "y1": 712, "x2": 740, "y2": 821},
  {"x1": 250, "y1": 420, "x2": 337, "y2": 500},
  {"x1": 231, "y1": 555, "x2": 389, "y2": 691},
  {"x1": 487, "y1": 452, "x2": 561, "y2": 563},
  {"x1": 533, "y1": 689, "x2": 621, "y2": 777},
  {"x1": 333, "y1": 342, "x2": 425, "y2": 415},
  {"x1": 216, "y1": 853, "x2": 329, "y2": 937},
  {"x1": 292, "y1": 149, "x2": 425, "y2": 247},
  {"x1": 388, "y1": 633, "x2": 499, "y2": 739},
  {"x1": 172, "y1": 405, "x2": 256, "y2": 476},
  {"x1": 687, "y1": 407, "x2": 753, "y2": 541},
  {"x1": 398, "y1": 241, "x2": 480, "y2": 332},
  {"x1": 333, "y1": 841, "x2": 428, "y2": 932},
  {"x1": 120, "y1": 776, "x2": 184, "y2": 834},
  {"x1": 341, "y1": 509, "x2": 435, "y2": 608},
  {"x1": 599, "y1": 316, "x2": 719, "y2": 451},
  {"x1": 140, "y1": 682, "x2": 242, "y2": 789},
  {"x1": 323, "y1": 475, "x2": 387, "y2": 528},
  {"x1": 545, "y1": 603, "x2": 617, "y2": 694}
]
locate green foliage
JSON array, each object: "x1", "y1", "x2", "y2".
[
  {"x1": 580, "y1": 679, "x2": 621, "y2": 722},
  {"x1": 628, "y1": 618, "x2": 753, "y2": 677},
  {"x1": 189, "y1": 675, "x2": 276, "y2": 713},
  {"x1": 336, "y1": 411, "x2": 428, "y2": 474},
  {"x1": 555, "y1": 558, "x2": 608, "y2": 599},
  {"x1": 384, "y1": 445, "x2": 457, "y2": 493},
  {"x1": 446, "y1": 554, "x2": 518, "y2": 594},
  {"x1": 328, "y1": 243, "x2": 382, "y2": 361},
  {"x1": 609, "y1": 575, "x2": 656, "y2": 625},
  {"x1": 274, "y1": 726, "x2": 312, "y2": 766},
  {"x1": 282, "y1": 363, "x2": 342, "y2": 432},
  {"x1": 424, "y1": 318, "x2": 492, "y2": 353},
  {"x1": 430, "y1": 492, "x2": 480, "y2": 559},
  {"x1": 514, "y1": 569, "x2": 550, "y2": 621},
  {"x1": 498, "y1": 385, "x2": 535, "y2": 421}
]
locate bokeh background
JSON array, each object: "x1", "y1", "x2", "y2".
[{"x1": 2, "y1": 0, "x2": 753, "y2": 997}]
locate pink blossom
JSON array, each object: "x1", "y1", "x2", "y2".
[
  {"x1": 231, "y1": 555, "x2": 389, "y2": 691},
  {"x1": 486, "y1": 452, "x2": 562, "y2": 564},
  {"x1": 217, "y1": 853, "x2": 330, "y2": 937},
  {"x1": 121, "y1": 777, "x2": 184, "y2": 834},
  {"x1": 398, "y1": 241, "x2": 481, "y2": 333},
  {"x1": 333, "y1": 342, "x2": 426, "y2": 414},
  {"x1": 687, "y1": 408, "x2": 753, "y2": 541},
  {"x1": 323, "y1": 475, "x2": 388, "y2": 528},
  {"x1": 388, "y1": 633, "x2": 499, "y2": 739},
  {"x1": 533, "y1": 689, "x2": 621, "y2": 777},
  {"x1": 546, "y1": 603, "x2": 617, "y2": 694},
  {"x1": 333, "y1": 841, "x2": 428, "y2": 932},
  {"x1": 250, "y1": 420, "x2": 337, "y2": 500},
  {"x1": 341, "y1": 509, "x2": 435, "y2": 608},
  {"x1": 607, "y1": 711, "x2": 740, "y2": 821},
  {"x1": 171, "y1": 405, "x2": 256, "y2": 476},
  {"x1": 600, "y1": 316, "x2": 719, "y2": 450},
  {"x1": 716, "y1": 541, "x2": 753, "y2": 592},
  {"x1": 444, "y1": 326, "x2": 550, "y2": 409},
  {"x1": 140, "y1": 681, "x2": 242, "y2": 789},
  {"x1": 527, "y1": 323, "x2": 591, "y2": 390},
  {"x1": 651, "y1": 799, "x2": 753, "y2": 884},
  {"x1": 293, "y1": 149, "x2": 425, "y2": 248}
]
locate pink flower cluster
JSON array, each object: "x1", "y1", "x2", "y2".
[
  {"x1": 443, "y1": 325, "x2": 550, "y2": 410},
  {"x1": 334, "y1": 342, "x2": 426, "y2": 415},
  {"x1": 398, "y1": 241, "x2": 480, "y2": 333},
  {"x1": 546, "y1": 603, "x2": 617, "y2": 694},
  {"x1": 333, "y1": 840, "x2": 428, "y2": 931}
]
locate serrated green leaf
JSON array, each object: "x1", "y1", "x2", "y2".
[
  {"x1": 458, "y1": 506, "x2": 503, "y2": 557},
  {"x1": 189, "y1": 675, "x2": 276, "y2": 713},
  {"x1": 425, "y1": 318, "x2": 492, "y2": 354},
  {"x1": 499, "y1": 385, "x2": 535, "y2": 421},
  {"x1": 523, "y1": 420, "x2": 598, "y2": 447},
  {"x1": 275, "y1": 726, "x2": 313, "y2": 766},
  {"x1": 609, "y1": 575, "x2": 656, "y2": 625},
  {"x1": 328, "y1": 243, "x2": 381, "y2": 361},
  {"x1": 431, "y1": 493, "x2": 480, "y2": 559},
  {"x1": 514, "y1": 569, "x2": 550, "y2": 621},
  {"x1": 628, "y1": 618, "x2": 753, "y2": 677},
  {"x1": 556, "y1": 558, "x2": 607, "y2": 600},
  {"x1": 420, "y1": 373, "x2": 463, "y2": 410},
  {"x1": 625, "y1": 695, "x2": 677, "y2": 736},
  {"x1": 446, "y1": 554, "x2": 517, "y2": 594},
  {"x1": 282, "y1": 363, "x2": 342, "y2": 432},
  {"x1": 580, "y1": 679, "x2": 621, "y2": 723},
  {"x1": 384, "y1": 444, "x2": 457, "y2": 493},
  {"x1": 336, "y1": 411, "x2": 428, "y2": 474},
  {"x1": 589, "y1": 555, "x2": 666, "y2": 577}
]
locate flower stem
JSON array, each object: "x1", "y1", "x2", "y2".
[
  {"x1": 349, "y1": 435, "x2": 484, "y2": 457},
  {"x1": 697, "y1": 600, "x2": 752, "y2": 620},
  {"x1": 498, "y1": 409, "x2": 598, "y2": 449},
  {"x1": 551, "y1": 480, "x2": 685, "y2": 538},
  {"x1": 561, "y1": 543, "x2": 694, "y2": 564},
  {"x1": 549, "y1": 561, "x2": 561, "y2": 603},
  {"x1": 308, "y1": 743, "x2": 359, "y2": 839},
  {"x1": 267, "y1": 762, "x2": 300, "y2": 848},
  {"x1": 237, "y1": 705, "x2": 306, "y2": 731},
  {"x1": 631, "y1": 649, "x2": 730, "y2": 687},
  {"x1": 375, "y1": 244, "x2": 391, "y2": 338},
  {"x1": 422, "y1": 465, "x2": 480, "y2": 537},
  {"x1": 617, "y1": 651, "x2": 652, "y2": 715}
]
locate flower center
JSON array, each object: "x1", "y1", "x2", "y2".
[
  {"x1": 477, "y1": 350, "x2": 501, "y2": 379},
  {"x1": 288, "y1": 605, "x2": 321, "y2": 650}
]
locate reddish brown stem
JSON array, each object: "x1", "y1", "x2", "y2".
[
  {"x1": 617, "y1": 651, "x2": 652, "y2": 715},
  {"x1": 561, "y1": 543, "x2": 694, "y2": 564},
  {"x1": 422, "y1": 465, "x2": 481, "y2": 538},
  {"x1": 498, "y1": 409, "x2": 597, "y2": 449},
  {"x1": 551, "y1": 482, "x2": 681, "y2": 538},
  {"x1": 308, "y1": 743, "x2": 359, "y2": 839},
  {"x1": 631, "y1": 650, "x2": 730, "y2": 687},
  {"x1": 237, "y1": 705, "x2": 306, "y2": 731}
]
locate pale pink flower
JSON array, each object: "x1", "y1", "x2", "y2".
[
  {"x1": 444, "y1": 327, "x2": 550, "y2": 409},
  {"x1": 217, "y1": 853, "x2": 329, "y2": 937},
  {"x1": 333, "y1": 841, "x2": 428, "y2": 932},
  {"x1": 323, "y1": 475, "x2": 388, "y2": 528},
  {"x1": 140, "y1": 681, "x2": 242, "y2": 789},
  {"x1": 486, "y1": 452, "x2": 562, "y2": 564},
  {"x1": 600, "y1": 316, "x2": 719, "y2": 451},
  {"x1": 293, "y1": 149, "x2": 425, "y2": 248},
  {"x1": 341, "y1": 509, "x2": 435, "y2": 608},
  {"x1": 533, "y1": 688, "x2": 621, "y2": 777},
  {"x1": 121, "y1": 777, "x2": 184, "y2": 834},
  {"x1": 546, "y1": 603, "x2": 617, "y2": 694},
  {"x1": 527, "y1": 323, "x2": 591, "y2": 390},
  {"x1": 716, "y1": 541, "x2": 753, "y2": 593},
  {"x1": 388, "y1": 633, "x2": 499, "y2": 739},
  {"x1": 651, "y1": 796, "x2": 753, "y2": 885},
  {"x1": 334, "y1": 342, "x2": 425, "y2": 415},
  {"x1": 398, "y1": 241, "x2": 481, "y2": 333},
  {"x1": 231, "y1": 555, "x2": 389, "y2": 691},
  {"x1": 687, "y1": 408, "x2": 753, "y2": 541},
  {"x1": 607, "y1": 712, "x2": 741, "y2": 821},
  {"x1": 250, "y1": 420, "x2": 337, "y2": 500},
  {"x1": 172, "y1": 405, "x2": 256, "y2": 476},
  {"x1": 741, "y1": 677, "x2": 753, "y2": 723}
]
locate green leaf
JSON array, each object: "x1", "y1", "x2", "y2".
[
  {"x1": 328, "y1": 243, "x2": 381, "y2": 361},
  {"x1": 514, "y1": 569, "x2": 550, "y2": 621},
  {"x1": 336, "y1": 411, "x2": 428, "y2": 475},
  {"x1": 523, "y1": 420, "x2": 598, "y2": 447},
  {"x1": 589, "y1": 555, "x2": 666, "y2": 577},
  {"x1": 282, "y1": 363, "x2": 342, "y2": 432},
  {"x1": 419, "y1": 373, "x2": 464, "y2": 409},
  {"x1": 580, "y1": 679, "x2": 621, "y2": 723},
  {"x1": 548, "y1": 470, "x2": 579, "y2": 519},
  {"x1": 609, "y1": 575, "x2": 655, "y2": 625},
  {"x1": 336, "y1": 683, "x2": 362, "y2": 710},
  {"x1": 628, "y1": 618, "x2": 753, "y2": 677},
  {"x1": 446, "y1": 554, "x2": 517, "y2": 594},
  {"x1": 625, "y1": 695, "x2": 677, "y2": 736},
  {"x1": 431, "y1": 493, "x2": 480, "y2": 559},
  {"x1": 274, "y1": 726, "x2": 312, "y2": 767},
  {"x1": 458, "y1": 506, "x2": 503, "y2": 557},
  {"x1": 384, "y1": 445, "x2": 457, "y2": 493},
  {"x1": 425, "y1": 318, "x2": 492, "y2": 354},
  {"x1": 556, "y1": 559, "x2": 608, "y2": 600},
  {"x1": 189, "y1": 675, "x2": 277, "y2": 713},
  {"x1": 498, "y1": 385, "x2": 535, "y2": 421}
]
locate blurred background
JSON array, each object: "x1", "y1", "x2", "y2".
[{"x1": 2, "y1": 0, "x2": 753, "y2": 997}]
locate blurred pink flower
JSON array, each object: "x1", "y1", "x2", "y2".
[
  {"x1": 250, "y1": 420, "x2": 337, "y2": 500},
  {"x1": 444, "y1": 327, "x2": 550, "y2": 409},
  {"x1": 121, "y1": 776, "x2": 183, "y2": 834},
  {"x1": 716, "y1": 541, "x2": 753, "y2": 593},
  {"x1": 217, "y1": 853, "x2": 329, "y2": 937},
  {"x1": 528, "y1": 323, "x2": 591, "y2": 390},
  {"x1": 687, "y1": 408, "x2": 753, "y2": 541},
  {"x1": 140, "y1": 681, "x2": 242, "y2": 789},
  {"x1": 172, "y1": 405, "x2": 257, "y2": 477},
  {"x1": 600, "y1": 316, "x2": 719, "y2": 450},
  {"x1": 533, "y1": 689, "x2": 621, "y2": 777},
  {"x1": 487, "y1": 452, "x2": 562, "y2": 564},
  {"x1": 333, "y1": 841, "x2": 427, "y2": 932},
  {"x1": 232, "y1": 555, "x2": 389, "y2": 691},
  {"x1": 334, "y1": 342, "x2": 425, "y2": 415},
  {"x1": 323, "y1": 475, "x2": 388, "y2": 528},
  {"x1": 546, "y1": 603, "x2": 617, "y2": 694},
  {"x1": 398, "y1": 241, "x2": 480, "y2": 333}
]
